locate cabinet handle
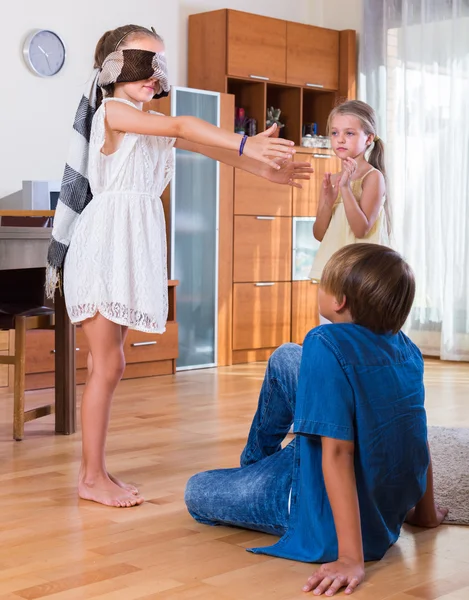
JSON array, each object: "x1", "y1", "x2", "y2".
[
  {"x1": 131, "y1": 341, "x2": 157, "y2": 347},
  {"x1": 256, "y1": 216, "x2": 275, "y2": 220},
  {"x1": 255, "y1": 282, "x2": 275, "y2": 287},
  {"x1": 306, "y1": 82, "x2": 324, "y2": 88},
  {"x1": 250, "y1": 74, "x2": 269, "y2": 81},
  {"x1": 313, "y1": 154, "x2": 333, "y2": 159},
  {"x1": 50, "y1": 348, "x2": 80, "y2": 353}
]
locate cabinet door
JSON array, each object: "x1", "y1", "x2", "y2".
[
  {"x1": 293, "y1": 152, "x2": 340, "y2": 216},
  {"x1": 227, "y1": 11, "x2": 286, "y2": 82},
  {"x1": 233, "y1": 282, "x2": 291, "y2": 350},
  {"x1": 286, "y1": 23, "x2": 339, "y2": 90},
  {"x1": 292, "y1": 280, "x2": 320, "y2": 345},
  {"x1": 234, "y1": 215, "x2": 292, "y2": 282},
  {"x1": 234, "y1": 169, "x2": 292, "y2": 216}
]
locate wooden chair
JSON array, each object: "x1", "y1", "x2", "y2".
[
  {"x1": 0, "y1": 299, "x2": 54, "y2": 440},
  {"x1": 0, "y1": 213, "x2": 55, "y2": 440}
]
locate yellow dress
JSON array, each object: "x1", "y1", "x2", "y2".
[{"x1": 309, "y1": 168, "x2": 390, "y2": 281}]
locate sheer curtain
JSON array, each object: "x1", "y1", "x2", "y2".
[{"x1": 360, "y1": 0, "x2": 469, "y2": 360}]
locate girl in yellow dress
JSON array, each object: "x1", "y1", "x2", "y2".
[{"x1": 310, "y1": 101, "x2": 391, "y2": 299}]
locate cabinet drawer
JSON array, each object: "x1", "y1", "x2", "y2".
[
  {"x1": 233, "y1": 282, "x2": 291, "y2": 350},
  {"x1": 124, "y1": 322, "x2": 178, "y2": 364},
  {"x1": 227, "y1": 11, "x2": 286, "y2": 82},
  {"x1": 25, "y1": 329, "x2": 88, "y2": 374},
  {"x1": 291, "y1": 280, "x2": 320, "y2": 345},
  {"x1": 234, "y1": 169, "x2": 292, "y2": 216},
  {"x1": 24, "y1": 323, "x2": 178, "y2": 375},
  {"x1": 234, "y1": 215, "x2": 292, "y2": 282},
  {"x1": 286, "y1": 23, "x2": 339, "y2": 90}
]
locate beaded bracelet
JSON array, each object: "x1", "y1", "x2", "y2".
[{"x1": 239, "y1": 134, "x2": 248, "y2": 156}]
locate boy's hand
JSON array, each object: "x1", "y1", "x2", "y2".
[
  {"x1": 303, "y1": 557, "x2": 365, "y2": 596},
  {"x1": 405, "y1": 503, "x2": 448, "y2": 528}
]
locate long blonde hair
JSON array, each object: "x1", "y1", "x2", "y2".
[{"x1": 327, "y1": 100, "x2": 391, "y2": 234}]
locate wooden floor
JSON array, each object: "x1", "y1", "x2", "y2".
[{"x1": 0, "y1": 358, "x2": 469, "y2": 599}]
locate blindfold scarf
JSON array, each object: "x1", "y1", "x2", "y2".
[{"x1": 46, "y1": 44, "x2": 170, "y2": 298}]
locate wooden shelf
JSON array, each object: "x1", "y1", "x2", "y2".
[
  {"x1": 302, "y1": 88, "x2": 337, "y2": 137},
  {"x1": 227, "y1": 78, "x2": 266, "y2": 134},
  {"x1": 266, "y1": 83, "x2": 302, "y2": 144},
  {"x1": 225, "y1": 77, "x2": 342, "y2": 143}
]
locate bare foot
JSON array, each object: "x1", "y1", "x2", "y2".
[
  {"x1": 107, "y1": 472, "x2": 139, "y2": 495},
  {"x1": 78, "y1": 473, "x2": 144, "y2": 508}
]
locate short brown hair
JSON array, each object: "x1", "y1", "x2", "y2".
[{"x1": 320, "y1": 244, "x2": 415, "y2": 334}]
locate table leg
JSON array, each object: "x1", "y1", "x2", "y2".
[{"x1": 54, "y1": 289, "x2": 76, "y2": 434}]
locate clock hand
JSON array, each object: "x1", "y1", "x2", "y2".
[{"x1": 38, "y1": 45, "x2": 49, "y2": 57}]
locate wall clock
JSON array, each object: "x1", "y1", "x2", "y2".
[{"x1": 23, "y1": 29, "x2": 66, "y2": 77}]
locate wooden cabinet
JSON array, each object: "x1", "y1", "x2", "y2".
[
  {"x1": 291, "y1": 281, "x2": 320, "y2": 345},
  {"x1": 286, "y1": 23, "x2": 340, "y2": 90},
  {"x1": 227, "y1": 11, "x2": 286, "y2": 82},
  {"x1": 189, "y1": 9, "x2": 357, "y2": 365},
  {"x1": 233, "y1": 216, "x2": 292, "y2": 282},
  {"x1": 293, "y1": 152, "x2": 340, "y2": 216},
  {"x1": 234, "y1": 169, "x2": 291, "y2": 216},
  {"x1": 189, "y1": 10, "x2": 357, "y2": 144},
  {"x1": 233, "y1": 282, "x2": 291, "y2": 350}
]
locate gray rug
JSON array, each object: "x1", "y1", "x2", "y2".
[{"x1": 428, "y1": 426, "x2": 469, "y2": 525}]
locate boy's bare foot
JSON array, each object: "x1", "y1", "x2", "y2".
[
  {"x1": 107, "y1": 472, "x2": 139, "y2": 495},
  {"x1": 78, "y1": 473, "x2": 144, "y2": 508}
]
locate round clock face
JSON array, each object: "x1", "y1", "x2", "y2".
[{"x1": 23, "y1": 29, "x2": 66, "y2": 77}]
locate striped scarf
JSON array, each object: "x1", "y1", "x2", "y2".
[{"x1": 45, "y1": 49, "x2": 170, "y2": 299}]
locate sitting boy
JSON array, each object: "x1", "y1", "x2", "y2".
[{"x1": 185, "y1": 243, "x2": 447, "y2": 596}]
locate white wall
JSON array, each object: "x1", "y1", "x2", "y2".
[
  {"x1": 321, "y1": 0, "x2": 363, "y2": 33},
  {"x1": 0, "y1": 0, "x2": 358, "y2": 198}
]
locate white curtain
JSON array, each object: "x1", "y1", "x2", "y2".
[{"x1": 360, "y1": 0, "x2": 469, "y2": 360}]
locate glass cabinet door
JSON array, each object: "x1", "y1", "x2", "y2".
[
  {"x1": 170, "y1": 88, "x2": 220, "y2": 369},
  {"x1": 292, "y1": 217, "x2": 320, "y2": 280}
]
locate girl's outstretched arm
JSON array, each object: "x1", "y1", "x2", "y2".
[
  {"x1": 106, "y1": 101, "x2": 295, "y2": 169},
  {"x1": 175, "y1": 138, "x2": 314, "y2": 188}
]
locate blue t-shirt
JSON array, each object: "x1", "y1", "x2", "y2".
[{"x1": 249, "y1": 323, "x2": 429, "y2": 563}]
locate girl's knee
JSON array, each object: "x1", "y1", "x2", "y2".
[{"x1": 93, "y1": 349, "x2": 126, "y2": 383}]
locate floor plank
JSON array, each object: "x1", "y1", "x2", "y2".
[{"x1": 0, "y1": 358, "x2": 468, "y2": 598}]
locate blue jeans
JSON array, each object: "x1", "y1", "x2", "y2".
[{"x1": 185, "y1": 343, "x2": 302, "y2": 536}]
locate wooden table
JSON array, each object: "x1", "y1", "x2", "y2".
[{"x1": 0, "y1": 224, "x2": 76, "y2": 434}]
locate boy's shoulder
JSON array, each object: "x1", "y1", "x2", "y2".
[{"x1": 303, "y1": 323, "x2": 422, "y2": 369}]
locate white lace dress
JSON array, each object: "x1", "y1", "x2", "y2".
[{"x1": 63, "y1": 97, "x2": 175, "y2": 333}]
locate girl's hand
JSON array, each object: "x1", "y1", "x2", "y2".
[
  {"x1": 338, "y1": 158, "x2": 357, "y2": 189},
  {"x1": 405, "y1": 503, "x2": 448, "y2": 528},
  {"x1": 244, "y1": 124, "x2": 296, "y2": 169},
  {"x1": 323, "y1": 172, "x2": 340, "y2": 208},
  {"x1": 266, "y1": 159, "x2": 314, "y2": 188},
  {"x1": 303, "y1": 558, "x2": 365, "y2": 596}
]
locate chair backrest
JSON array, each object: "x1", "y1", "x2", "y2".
[
  {"x1": 0, "y1": 268, "x2": 50, "y2": 308},
  {"x1": 0, "y1": 216, "x2": 53, "y2": 227}
]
